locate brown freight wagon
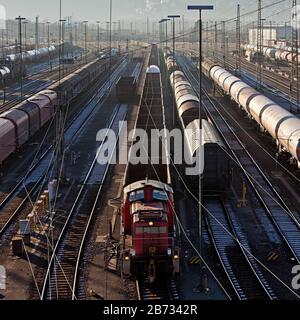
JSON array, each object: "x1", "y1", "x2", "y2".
[{"x1": 116, "y1": 76, "x2": 137, "y2": 102}]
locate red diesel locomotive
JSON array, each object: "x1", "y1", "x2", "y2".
[{"x1": 121, "y1": 179, "x2": 179, "y2": 281}]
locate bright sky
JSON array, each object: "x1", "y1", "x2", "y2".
[{"x1": 1, "y1": 0, "x2": 284, "y2": 23}]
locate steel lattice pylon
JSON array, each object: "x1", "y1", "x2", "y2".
[
  {"x1": 291, "y1": 0, "x2": 299, "y2": 107},
  {"x1": 256, "y1": 0, "x2": 263, "y2": 89},
  {"x1": 236, "y1": 4, "x2": 241, "y2": 75}
]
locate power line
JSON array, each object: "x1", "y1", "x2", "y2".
[{"x1": 235, "y1": 4, "x2": 241, "y2": 75}]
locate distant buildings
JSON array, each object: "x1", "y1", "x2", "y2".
[{"x1": 248, "y1": 25, "x2": 293, "y2": 46}]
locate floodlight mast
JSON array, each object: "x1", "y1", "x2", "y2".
[{"x1": 187, "y1": 4, "x2": 214, "y2": 291}]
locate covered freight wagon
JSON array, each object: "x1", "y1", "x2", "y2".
[
  {"x1": 0, "y1": 118, "x2": 16, "y2": 163},
  {"x1": 116, "y1": 76, "x2": 137, "y2": 102}
]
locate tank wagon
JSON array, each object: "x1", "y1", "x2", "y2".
[
  {"x1": 241, "y1": 44, "x2": 300, "y2": 64},
  {"x1": 0, "y1": 46, "x2": 58, "y2": 84},
  {"x1": 202, "y1": 58, "x2": 300, "y2": 167},
  {"x1": 5, "y1": 46, "x2": 57, "y2": 65},
  {"x1": 121, "y1": 45, "x2": 179, "y2": 282},
  {"x1": 0, "y1": 61, "x2": 27, "y2": 85},
  {"x1": 1, "y1": 45, "x2": 20, "y2": 56},
  {"x1": 165, "y1": 52, "x2": 231, "y2": 193},
  {"x1": 0, "y1": 66, "x2": 11, "y2": 83}
]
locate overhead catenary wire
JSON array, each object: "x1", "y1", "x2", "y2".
[
  {"x1": 138, "y1": 48, "x2": 300, "y2": 299},
  {"x1": 74, "y1": 0, "x2": 290, "y2": 70},
  {"x1": 181, "y1": 41, "x2": 300, "y2": 184},
  {"x1": 6, "y1": 0, "x2": 296, "y2": 298},
  {"x1": 180, "y1": 55, "x2": 300, "y2": 228},
  {"x1": 38, "y1": 62, "x2": 127, "y2": 299},
  {"x1": 21, "y1": 238, "x2": 42, "y2": 299},
  {"x1": 138, "y1": 55, "x2": 232, "y2": 299},
  {"x1": 178, "y1": 57, "x2": 300, "y2": 295},
  {"x1": 180, "y1": 58, "x2": 300, "y2": 216},
  {"x1": 142, "y1": 84, "x2": 300, "y2": 299},
  {"x1": 30, "y1": 54, "x2": 128, "y2": 299},
  {"x1": 20, "y1": 106, "x2": 75, "y2": 298}
]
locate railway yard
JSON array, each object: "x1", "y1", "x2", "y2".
[{"x1": 0, "y1": 0, "x2": 300, "y2": 307}]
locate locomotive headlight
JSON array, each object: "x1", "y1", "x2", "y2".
[
  {"x1": 149, "y1": 221, "x2": 154, "y2": 226},
  {"x1": 174, "y1": 249, "x2": 179, "y2": 260},
  {"x1": 124, "y1": 251, "x2": 131, "y2": 261}
]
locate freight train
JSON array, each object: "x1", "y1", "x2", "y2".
[
  {"x1": 202, "y1": 58, "x2": 300, "y2": 168},
  {"x1": 164, "y1": 50, "x2": 232, "y2": 193},
  {"x1": 0, "y1": 90, "x2": 57, "y2": 164},
  {"x1": 0, "y1": 62, "x2": 27, "y2": 85},
  {"x1": 0, "y1": 56, "x2": 112, "y2": 166},
  {"x1": 0, "y1": 66, "x2": 13, "y2": 83},
  {"x1": 0, "y1": 46, "x2": 58, "y2": 85},
  {"x1": 121, "y1": 45, "x2": 179, "y2": 282},
  {"x1": 5, "y1": 46, "x2": 57, "y2": 64},
  {"x1": 116, "y1": 63, "x2": 142, "y2": 102},
  {"x1": 241, "y1": 43, "x2": 300, "y2": 65},
  {"x1": 1, "y1": 45, "x2": 23, "y2": 56}
]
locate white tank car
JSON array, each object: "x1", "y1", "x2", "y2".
[
  {"x1": 249, "y1": 96, "x2": 300, "y2": 160},
  {"x1": 230, "y1": 81, "x2": 249, "y2": 104},
  {"x1": 0, "y1": 66, "x2": 10, "y2": 81},
  {"x1": 240, "y1": 44, "x2": 297, "y2": 61},
  {"x1": 275, "y1": 50, "x2": 282, "y2": 60},
  {"x1": 170, "y1": 70, "x2": 185, "y2": 86},
  {"x1": 211, "y1": 66, "x2": 226, "y2": 85},
  {"x1": 235, "y1": 87, "x2": 258, "y2": 114},
  {"x1": 223, "y1": 74, "x2": 241, "y2": 95},
  {"x1": 265, "y1": 48, "x2": 276, "y2": 59},
  {"x1": 218, "y1": 71, "x2": 234, "y2": 94},
  {"x1": 202, "y1": 59, "x2": 300, "y2": 167}
]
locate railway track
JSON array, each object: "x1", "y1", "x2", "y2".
[
  {"x1": 0, "y1": 52, "x2": 95, "y2": 114},
  {"x1": 180, "y1": 47, "x2": 299, "y2": 105},
  {"x1": 226, "y1": 55, "x2": 299, "y2": 105},
  {"x1": 205, "y1": 197, "x2": 274, "y2": 300},
  {"x1": 136, "y1": 277, "x2": 180, "y2": 301},
  {"x1": 180, "y1": 57, "x2": 300, "y2": 299},
  {"x1": 0, "y1": 59, "x2": 128, "y2": 242},
  {"x1": 41, "y1": 104, "x2": 127, "y2": 300},
  {"x1": 119, "y1": 45, "x2": 180, "y2": 302}
]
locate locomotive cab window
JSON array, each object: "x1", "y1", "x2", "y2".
[
  {"x1": 129, "y1": 190, "x2": 145, "y2": 202},
  {"x1": 153, "y1": 189, "x2": 168, "y2": 201}
]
